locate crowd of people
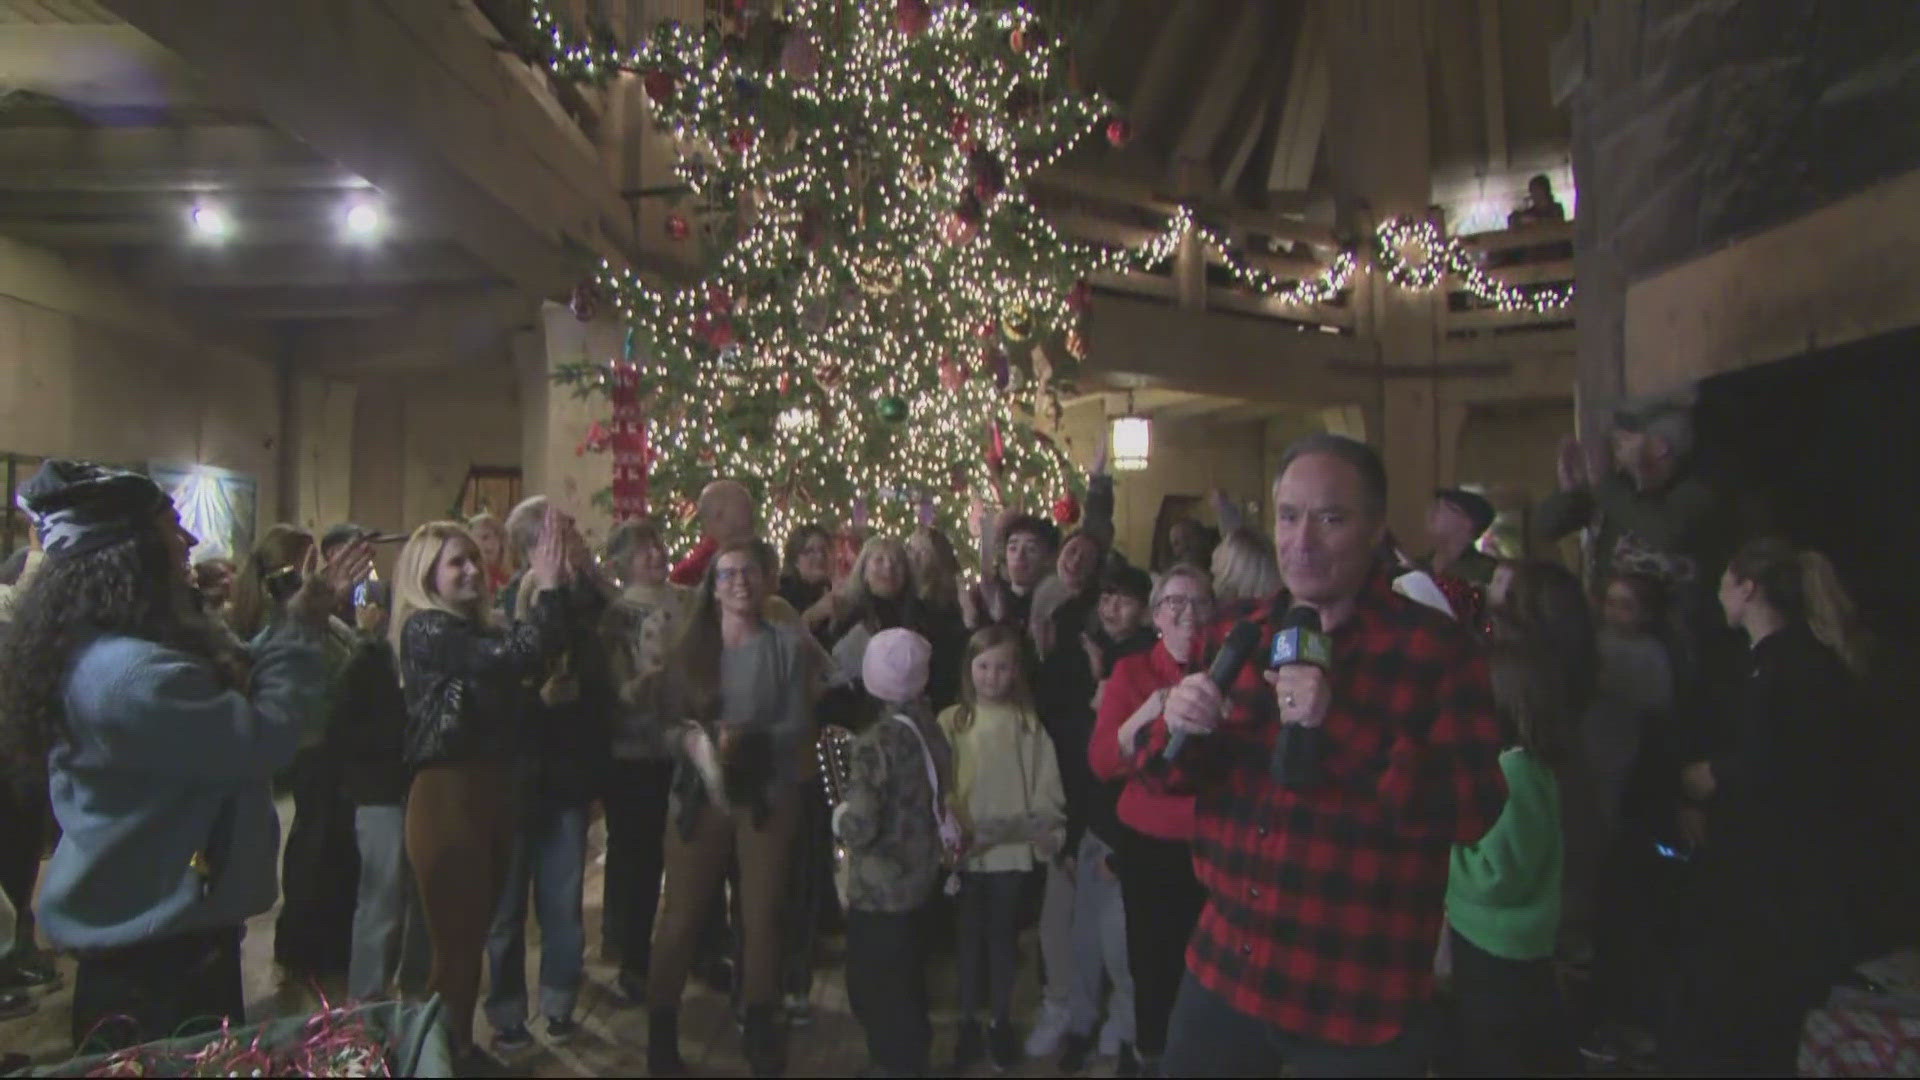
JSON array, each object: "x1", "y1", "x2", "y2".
[{"x1": 0, "y1": 386, "x2": 1883, "y2": 1078}]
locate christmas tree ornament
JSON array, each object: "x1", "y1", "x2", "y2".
[
  {"x1": 895, "y1": 0, "x2": 930, "y2": 37},
  {"x1": 706, "y1": 285, "x2": 735, "y2": 316},
  {"x1": 642, "y1": 69, "x2": 675, "y2": 105},
  {"x1": 949, "y1": 110, "x2": 971, "y2": 141},
  {"x1": 1001, "y1": 303, "x2": 1032, "y2": 341},
  {"x1": 938, "y1": 355, "x2": 968, "y2": 390},
  {"x1": 665, "y1": 212, "x2": 690, "y2": 241},
  {"x1": 877, "y1": 395, "x2": 909, "y2": 424},
  {"x1": 1052, "y1": 492, "x2": 1081, "y2": 526},
  {"x1": 1009, "y1": 26, "x2": 1030, "y2": 53},
  {"x1": 727, "y1": 126, "x2": 757, "y2": 153},
  {"x1": 1105, "y1": 116, "x2": 1132, "y2": 148}
]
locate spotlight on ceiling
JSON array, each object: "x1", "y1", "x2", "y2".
[
  {"x1": 343, "y1": 198, "x2": 384, "y2": 242},
  {"x1": 188, "y1": 203, "x2": 232, "y2": 242}
]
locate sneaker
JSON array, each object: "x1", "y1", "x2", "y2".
[
  {"x1": 1115, "y1": 1043, "x2": 1141, "y2": 1077},
  {"x1": 1024, "y1": 998, "x2": 1072, "y2": 1057},
  {"x1": 951, "y1": 1019, "x2": 985, "y2": 1074},
  {"x1": 1057, "y1": 1030, "x2": 1095, "y2": 1074},
  {"x1": 784, "y1": 992, "x2": 812, "y2": 1027},
  {"x1": 988, "y1": 1020, "x2": 1019, "y2": 1074},
  {"x1": 491, "y1": 1022, "x2": 533, "y2": 1053},
  {"x1": 544, "y1": 1014, "x2": 579, "y2": 1044}
]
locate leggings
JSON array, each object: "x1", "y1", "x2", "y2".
[
  {"x1": 647, "y1": 790, "x2": 799, "y2": 1011},
  {"x1": 405, "y1": 761, "x2": 516, "y2": 1053},
  {"x1": 1116, "y1": 829, "x2": 1206, "y2": 1057},
  {"x1": 956, "y1": 869, "x2": 1027, "y2": 1025}
]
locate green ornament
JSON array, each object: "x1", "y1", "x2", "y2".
[{"x1": 878, "y1": 395, "x2": 909, "y2": 423}]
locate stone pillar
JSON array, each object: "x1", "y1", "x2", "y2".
[
  {"x1": 1322, "y1": 0, "x2": 1438, "y2": 541},
  {"x1": 532, "y1": 301, "x2": 623, "y2": 545}
]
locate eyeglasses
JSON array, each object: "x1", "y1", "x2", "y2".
[{"x1": 1155, "y1": 595, "x2": 1212, "y2": 616}]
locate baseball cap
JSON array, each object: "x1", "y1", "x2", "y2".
[
  {"x1": 1433, "y1": 488, "x2": 1497, "y2": 539},
  {"x1": 321, "y1": 523, "x2": 407, "y2": 552}
]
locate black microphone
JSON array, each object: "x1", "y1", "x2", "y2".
[
  {"x1": 1162, "y1": 620, "x2": 1261, "y2": 763},
  {"x1": 1268, "y1": 606, "x2": 1333, "y2": 786}
]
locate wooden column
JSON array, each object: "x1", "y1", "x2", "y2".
[{"x1": 1321, "y1": 0, "x2": 1439, "y2": 541}]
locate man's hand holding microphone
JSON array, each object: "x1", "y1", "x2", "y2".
[{"x1": 1159, "y1": 607, "x2": 1334, "y2": 787}]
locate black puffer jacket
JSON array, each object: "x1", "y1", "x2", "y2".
[{"x1": 399, "y1": 592, "x2": 568, "y2": 769}]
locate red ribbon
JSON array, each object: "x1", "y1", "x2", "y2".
[{"x1": 608, "y1": 361, "x2": 649, "y2": 520}]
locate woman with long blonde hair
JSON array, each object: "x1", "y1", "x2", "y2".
[
  {"x1": 391, "y1": 512, "x2": 571, "y2": 1063},
  {"x1": 1209, "y1": 526, "x2": 1281, "y2": 615},
  {"x1": 466, "y1": 512, "x2": 514, "y2": 595}
]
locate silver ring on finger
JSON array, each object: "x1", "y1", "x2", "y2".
[{"x1": 1285, "y1": 693, "x2": 1297, "y2": 709}]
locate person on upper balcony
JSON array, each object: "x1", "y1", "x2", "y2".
[{"x1": 1508, "y1": 174, "x2": 1567, "y2": 228}]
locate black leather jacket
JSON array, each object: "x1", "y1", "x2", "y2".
[{"x1": 399, "y1": 591, "x2": 568, "y2": 769}]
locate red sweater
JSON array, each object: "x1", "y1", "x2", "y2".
[
  {"x1": 669, "y1": 535, "x2": 718, "y2": 587},
  {"x1": 1088, "y1": 644, "x2": 1196, "y2": 842}
]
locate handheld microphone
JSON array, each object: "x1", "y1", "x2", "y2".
[
  {"x1": 1162, "y1": 620, "x2": 1260, "y2": 763},
  {"x1": 1269, "y1": 607, "x2": 1333, "y2": 787}
]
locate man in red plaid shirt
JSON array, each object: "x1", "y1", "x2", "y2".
[{"x1": 1145, "y1": 434, "x2": 1507, "y2": 1076}]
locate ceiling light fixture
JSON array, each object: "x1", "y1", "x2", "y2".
[
  {"x1": 343, "y1": 198, "x2": 383, "y2": 242},
  {"x1": 188, "y1": 203, "x2": 232, "y2": 242}
]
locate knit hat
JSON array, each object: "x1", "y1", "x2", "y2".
[
  {"x1": 16, "y1": 460, "x2": 173, "y2": 560},
  {"x1": 862, "y1": 627, "x2": 932, "y2": 704}
]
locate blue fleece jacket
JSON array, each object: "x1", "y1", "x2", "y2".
[{"x1": 38, "y1": 619, "x2": 325, "y2": 949}]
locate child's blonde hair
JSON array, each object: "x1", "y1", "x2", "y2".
[{"x1": 948, "y1": 623, "x2": 1034, "y2": 734}]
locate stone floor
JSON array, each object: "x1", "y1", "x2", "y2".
[{"x1": 1, "y1": 804, "x2": 1130, "y2": 1078}]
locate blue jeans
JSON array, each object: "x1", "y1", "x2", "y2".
[
  {"x1": 1163, "y1": 971, "x2": 1432, "y2": 1077},
  {"x1": 348, "y1": 805, "x2": 430, "y2": 1001},
  {"x1": 1068, "y1": 833, "x2": 1134, "y2": 1042},
  {"x1": 484, "y1": 803, "x2": 588, "y2": 1028}
]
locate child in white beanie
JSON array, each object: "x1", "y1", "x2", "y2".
[{"x1": 833, "y1": 627, "x2": 957, "y2": 1077}]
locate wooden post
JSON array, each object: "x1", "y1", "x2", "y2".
[{"x1": 1321, "y1": 0, "x2": 1440, "y2": 543}]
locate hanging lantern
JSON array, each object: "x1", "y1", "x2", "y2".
[{"x1": 1110, "y1": 414, "x2": 1151, "y2": 471}]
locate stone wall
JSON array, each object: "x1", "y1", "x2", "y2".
[{"x1": 1568, "y1": 0, "x2": 1920, "y2": 434}]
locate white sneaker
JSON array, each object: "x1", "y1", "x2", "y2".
[{"x1": 1024, "y1": 999, "x2": 1073, "y2": 1058}]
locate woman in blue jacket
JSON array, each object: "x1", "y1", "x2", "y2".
[{"x1": 0, "y1": 461, "x2": 367, "y2": 1051}]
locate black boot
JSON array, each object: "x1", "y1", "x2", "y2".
[
  {"x1": 647, "y1": 1007, "x2": 685, "y2": 1076},
  {"x1": 742, "y1": 1003, "x2": 786, "y2": 1078}
]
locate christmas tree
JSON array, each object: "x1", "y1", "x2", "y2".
[{"x1": 535, "y1": 0, "x2": 1180, "y2": 555}]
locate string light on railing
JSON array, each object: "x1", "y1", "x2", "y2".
[{"x1": 1373, "y1": 216, "x2": 1573, "y2": 313}]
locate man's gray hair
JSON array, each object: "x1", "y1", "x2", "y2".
[
  {"x1": 504, "y1": 495, "x2": 549, "y2": 558},
  {"x1": 1274, "y1": 433, "x2": 1389, "y2": 519}
]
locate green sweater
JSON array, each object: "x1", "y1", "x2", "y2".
[{"x1": 1446, "y1": 748, "x2": 1563, "y2": 961}]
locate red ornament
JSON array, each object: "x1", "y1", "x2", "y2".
[
  {"x1": 707, "y1": 285, "x2": 735, "y2": 316},
  {"x1": 1105, "y1": 117, "x2": 1132, "y2": 148},
  {"x1": 665, "y1": 212, "x2": 690, "y2": 241},
  {"x1": 987, "y1": 421, "x2": 1006, "y2": 471},
  {"x1": 727, "y1": 127, "x2": 756, "y2": 153},
  {"x1": 939, "y1": 355, "x2": 967, "y2": 390},
  {"x1": 779, "y1": 371, "x2": 795, "y2": 395},
  {"x1": 1009, "y1": 27, "x2": 1029, "y2": 53},
  {"x1": 1052, "y1": 493, "x2": 1081, "y2": 526},
  {"x1": 895, "y1": 0, "x2": 931, "y2": 36},
  {"x1": 949, "y1": 110, "x2": 971, "y2": 141},
  {"x1": 1067, "y1": 278, "x2": 1092, "y2": 313},
  {"x1": 975, "y1": 319, "x2": 996, "y2": 340},
  {"x1": 642, "y1": 70, "x2": 675, "y2": 105}
]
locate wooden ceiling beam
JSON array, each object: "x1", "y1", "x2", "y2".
[
  {"x1": 1084, "y1": 291, "x2": 1366, "y2": 410},
  {"x1": 1171, "y1": 1, "x2": 1271, "y2": 173},
  {"x1": 1125, "y1": 0, "x2": 1210, "y2": 151},
  {"x1": 1266, "y1": 2, "x2": 1329, "y2": 195}
]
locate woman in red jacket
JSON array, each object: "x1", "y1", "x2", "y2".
[{"x1": 1088, "y1": 564, "x2": 1215, "y2": 1075}]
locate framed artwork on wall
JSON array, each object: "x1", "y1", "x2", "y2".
[{"x1": 149, "y1": 462, "x2": 258, "y2": 564}]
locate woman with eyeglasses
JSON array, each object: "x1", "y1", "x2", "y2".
[
  {"x1": 646, "y1": 541, "x2": 815, "y2": 1078},
  {"x1": 1086, "y1": 564, "x2": 1217, "y2": 1077}
]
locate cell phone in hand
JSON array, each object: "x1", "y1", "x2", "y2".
[{"x1": 353, "y1": 580, "x2": 371, "y2": 609}]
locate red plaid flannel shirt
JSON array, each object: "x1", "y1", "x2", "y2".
[{"x1": 1135, "y1": 570, "x2": 1506, "y2": 1046}]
